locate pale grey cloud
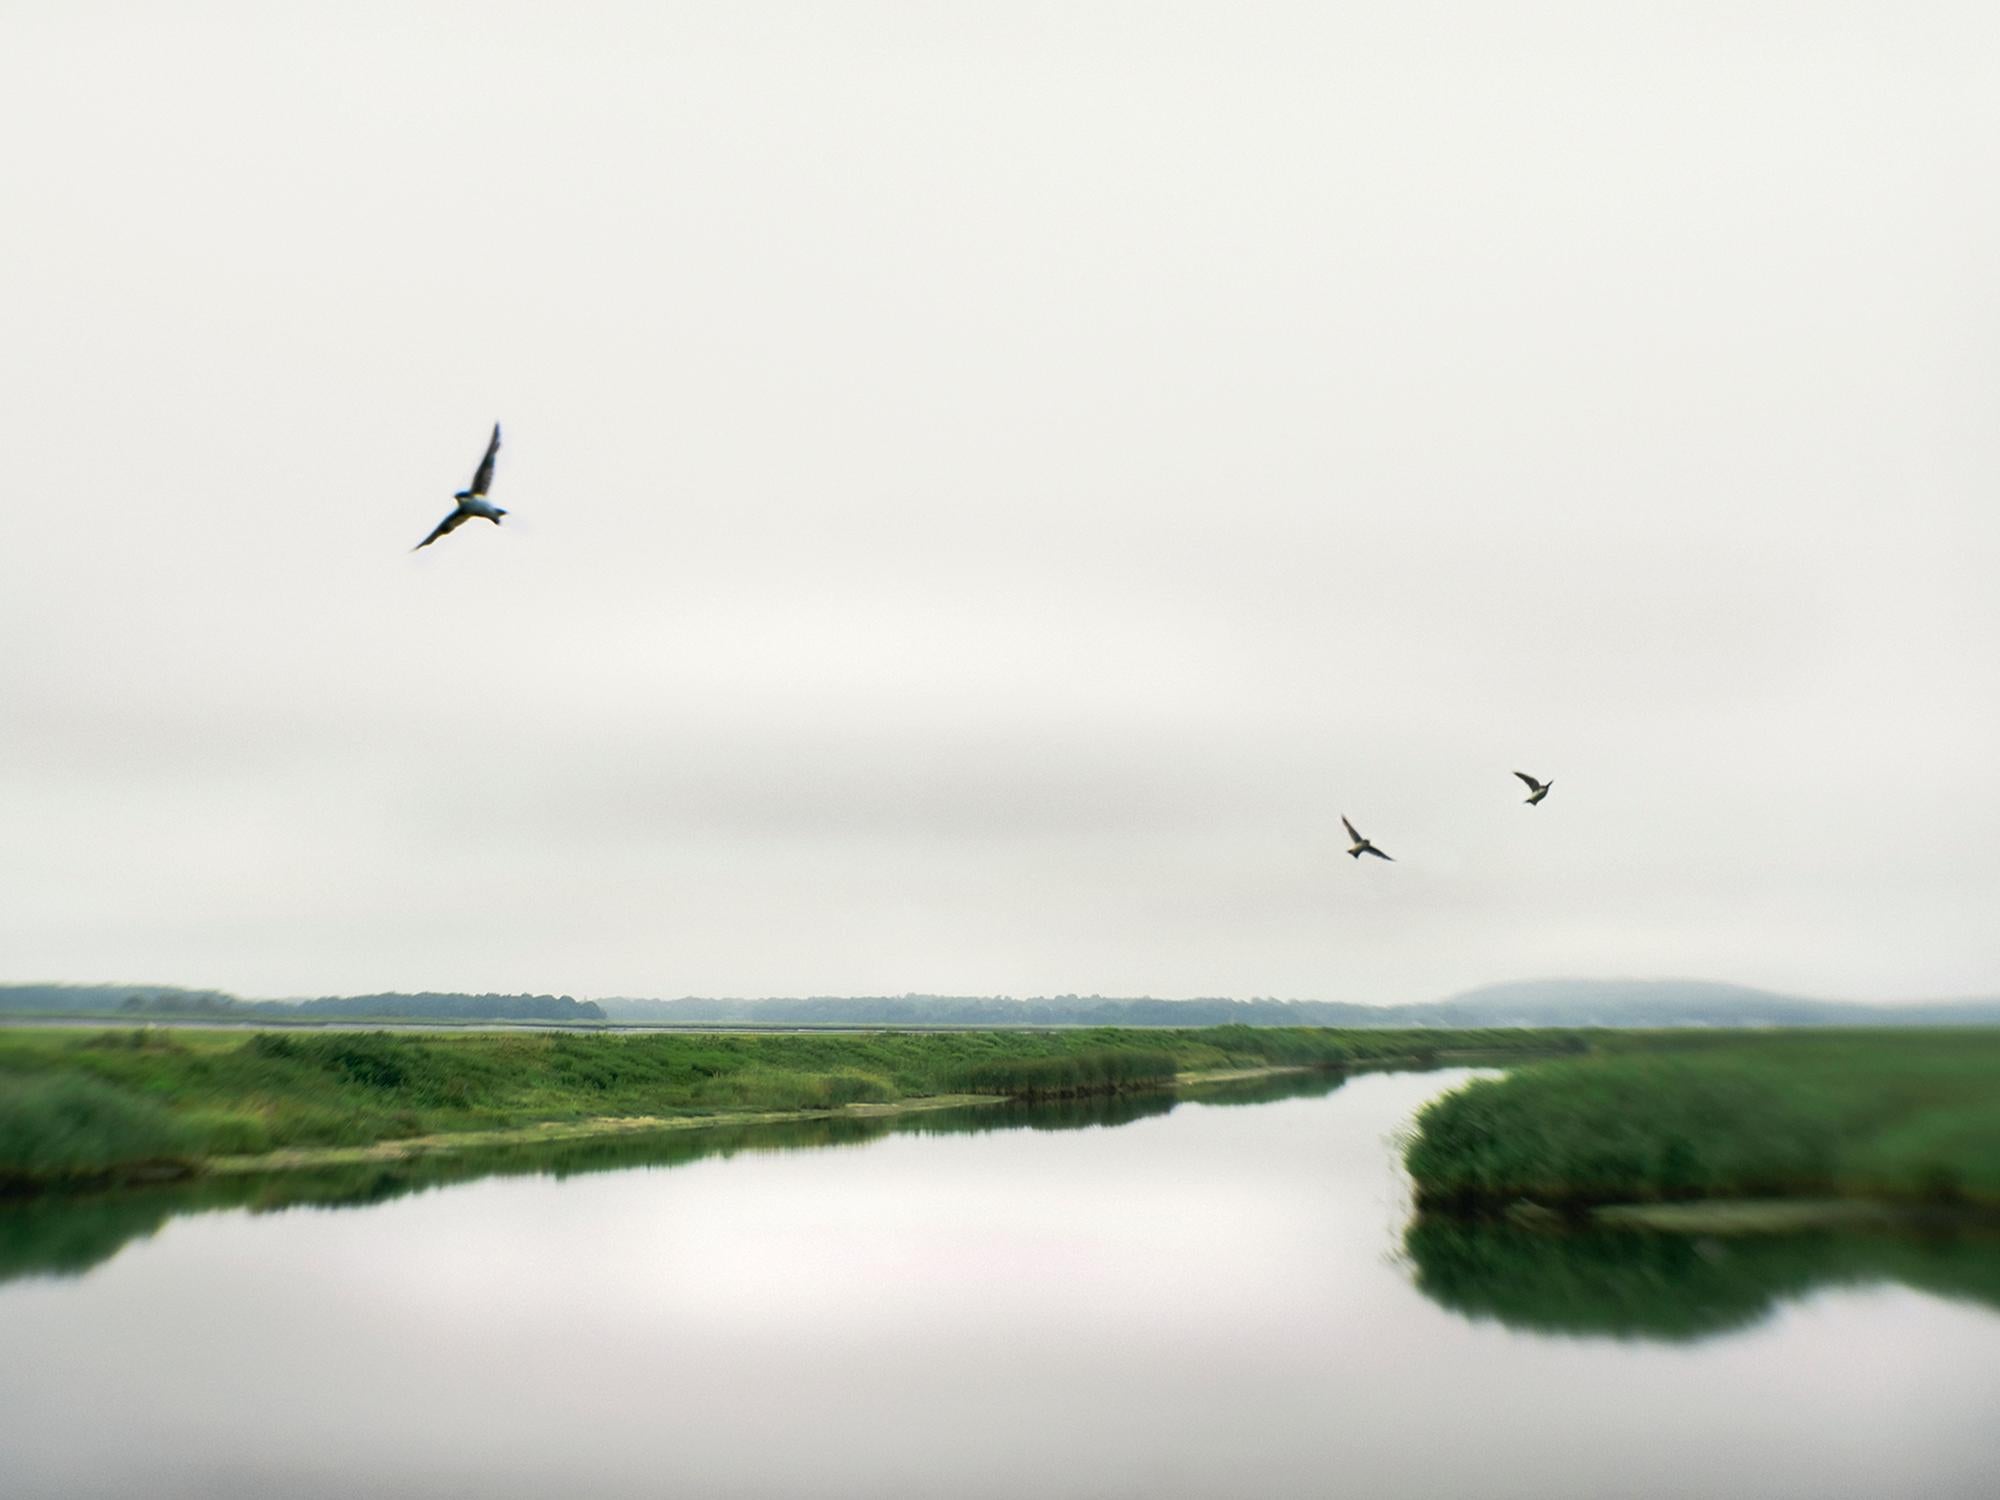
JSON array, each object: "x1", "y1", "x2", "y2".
[{"x1": 4, "y1": 2, "x2": 1997, "y2": 1001}]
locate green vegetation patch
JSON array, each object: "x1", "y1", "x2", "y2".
[
  {"x1": 0, "y1": 1023, "x2": 1566, "y2": 1191},
  {"x1": 1405, "y1": 1030, "x2": 2000, "y2": 1213},
  {"x1": 0, "y1": 1075, "x2": 198, "y2": 1187},
  {"x1": 946, "y1": 1048, "x2": 1182, "y2": 1097}
]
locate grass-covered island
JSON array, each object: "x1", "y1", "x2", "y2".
[
  {"x1": 1405, "y1": 1030, "x2": 2000, "y2": 1225},
  {"x1": 0, "y1": 1023, "x2": 1568, "y2": 1193}
]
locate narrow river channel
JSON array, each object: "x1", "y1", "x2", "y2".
[{"x1": 3, "y1": 1067, "x2": 1995, "y2": 1498}]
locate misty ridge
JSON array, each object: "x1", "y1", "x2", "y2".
[
  {"x1": 5, "y1": 979, "x2": 1999, "y2": 1029},
  {"x1": 0, "y1": 987, "x2": 604, "y2": 1024}
]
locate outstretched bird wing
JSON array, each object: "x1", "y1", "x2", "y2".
[
  {"x1": 1513, "y1": 771, "x2": 1543, "y2": 791},
  {"x1": 466, "y1": 423, "x2": 501, "y2": 497},
  {"x1": 1341, "y1": 816, "x2": 1362, "y2": 843},
  {"x1": 1363, "y1": 845, "x2": 1394, "y2": 861},
  {"x1": 414, "y1": 509, "x2": 468, "y2": 550}
]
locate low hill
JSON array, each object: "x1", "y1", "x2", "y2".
[{"x1": 1426, "y1": 979, "x2": 2000, "y2": 1028}]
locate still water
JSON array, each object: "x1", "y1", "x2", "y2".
[{"x1": 3, "y1": 1069, "x2": 1997, "y2": 1499}]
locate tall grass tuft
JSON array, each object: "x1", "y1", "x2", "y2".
[
  {"x1": 1406, "y1": 1031, "x2": 2000, "y2": 1212},
  {"x1": 0, "y1": 1075, "x2": 197, "y2": 1186},
  {"x1": 945, "y1": 1049, "x2": 1182, "y2": 1098}
]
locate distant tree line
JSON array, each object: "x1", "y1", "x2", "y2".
[
  {"x1": 593, "y1": 994, "x2": 1392, "y2": 1027},
  {"x1": 4, "y1": 979, "x2": 1997, "y2": 1029},
  {"x1": 272, "y1": 993, "x2": 607, "y2": 1022},
  {"x1": 592, "y1": 983, "x2": 2000, "y2": 1029},
  {"x1": 0, "y1": 985, "x2": 602, "y2": 1023},
  {"x1": 0, "y1": 985, "x2": 239, "y2": 1016}
]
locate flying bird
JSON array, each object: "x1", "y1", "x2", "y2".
[
  {"x1": 414, "y1": 423, "x2": 506, "y2": 550},
  {"x1": 1513, "y1": 772, "x2": 1552, "y2": 806},
  {"x1": 1342, "y1": 816, "x2": 1393, "y2": 861}
]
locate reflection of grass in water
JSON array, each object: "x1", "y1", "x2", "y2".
[
  {"x1": 1176, "y1": 1069, "x2": 1352, "y2": 1109},
  {"x1": 0, "y1": 1192, "x2": 187, "y2": 1283},
  {"x1": 0, "y1": 1070, "x2": 1351, "y2": 1286},
  {"x1": 918, "y1": 1067, "x2": 1351, "y2": 1135},
  {"x1": 0, "y1": 1122, "x2": 902, "y2": 1285},
  {"x1": 1405, "y1": 1217, "x2": 2000, "y2": 1342}
]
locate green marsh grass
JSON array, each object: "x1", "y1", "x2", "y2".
[
  {"x1": 1405, "y1": 1029, "x2": 2000, "y2": 1213},
  {"x1": 0, "y1": 1075, "x2": 197, "y2": 1187},
  {"x1": 0, "y1": 1023, "x2": 1566, "y2": 1189},
  {"x1": 945, "y1": 1048, "x2": 1182, "y2": 1097}
]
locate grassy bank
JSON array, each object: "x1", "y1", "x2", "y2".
[
  {"x1": 0, "y1": 1023, "x2": 1569, "y2": 1190},
  {"x1": 1405, "y1": 1030, "x2": 2000, "y2": 1215}
]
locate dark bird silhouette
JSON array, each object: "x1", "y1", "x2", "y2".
[
  {"x1": 1513, "y1": 771, "x2": 1552, "y2": 806},
  {"x1": 1342, "y1": 816, "x2": 1394, "y2": 861},
  {"x1": 414, "y1": 423, "x2": 506, "y2": 550}
]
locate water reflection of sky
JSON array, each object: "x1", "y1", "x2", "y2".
[{"x1": 2, "y1": 1069, "x2": 1996, "y2": 1499}]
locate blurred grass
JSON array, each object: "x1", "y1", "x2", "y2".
[
  {"x1": 1405, "y1": 1030, "x2": 2000, "y2": 1212},
  {"x1": 1404, "y1": 1215, "x2": 2000, "y2": 1340},
  {"x1": 0, "y1": 1023, "x2": 1563, "y2": 1188},
  {"x1": 945, "y1": 1048, "x2": 1182, "y2": 1096},
  {"x1": 0, "y1": 1075, "x2": 196, "y2": 1181}
]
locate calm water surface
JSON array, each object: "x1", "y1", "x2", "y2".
[{"x1": 3, "y1": 1069, "x2": 1997, "y2": 1499}]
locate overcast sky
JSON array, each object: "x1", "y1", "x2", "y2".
[{"x1": 3, "y1": 2, "x2": 1996, "y2": 1004}]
